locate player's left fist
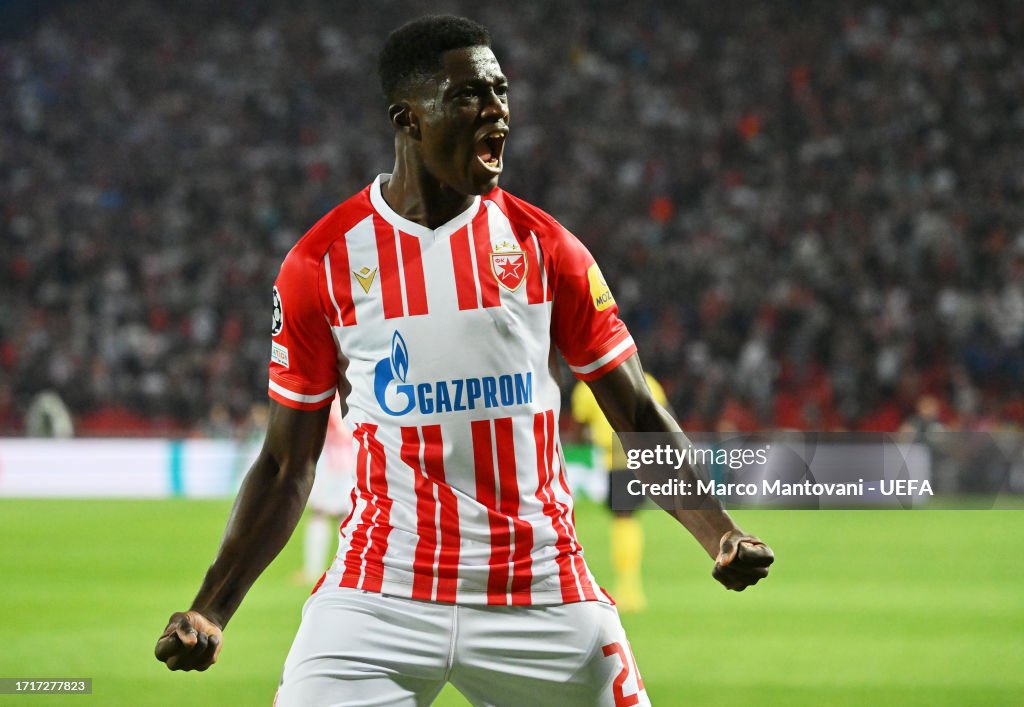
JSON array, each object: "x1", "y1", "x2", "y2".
[
  {"x1": 154, "y1": 610, "x2": 223, "y2": 671},
  {"x1": 712, "y1": 530, "x2": 774, "y2": 591}
]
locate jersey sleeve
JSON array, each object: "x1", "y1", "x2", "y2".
[
  {"x1": 550, "y1": 230, "x2": 637, "y2": 381},
  {"x1": 267, "y1": 246, "x2": 338, "y2": 410}
]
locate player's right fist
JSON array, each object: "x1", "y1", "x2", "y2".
[
  {"x1": 154, "y1": 610, "x2": 223, "y2": 671},
  {"x1": 712, "y1": 531, "x2": 774, "y2": 591}
]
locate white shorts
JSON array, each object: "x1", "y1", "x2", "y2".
[{"x1": 276, "y1": 587, "x2": 650, "y2": 707}]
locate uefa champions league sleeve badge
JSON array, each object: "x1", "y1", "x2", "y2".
[{"x1": 272, "y1": 286, "x2": 284, "y2": 336}]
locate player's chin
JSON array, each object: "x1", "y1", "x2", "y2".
[{"x1": 468, "y1": 156, "x2": 502, "y2": 193}]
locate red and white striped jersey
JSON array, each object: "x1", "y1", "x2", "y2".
[{"x1": 269, "y1": 175, "x2": 636, "y2": 605}]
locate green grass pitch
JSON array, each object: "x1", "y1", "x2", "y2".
[{"x1": 1, "y1": 499, "x2": 1022, "y2": 706}]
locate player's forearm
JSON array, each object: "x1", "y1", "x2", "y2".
[
  {"x1": 189, "y1": 452, "x2": 315, "y2": 628},
  {"x1": 630, "y1": 401, "x2": 739, "y2": 559}
]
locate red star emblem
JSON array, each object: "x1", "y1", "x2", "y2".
[{"x1": 490, "y1": 252, "x2": 528, "y2": 292}]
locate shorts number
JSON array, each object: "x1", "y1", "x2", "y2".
[{"x1": 602, "y1": 641, "x2": 644, "y2": 706}]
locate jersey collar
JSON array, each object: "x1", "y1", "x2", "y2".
[{"x1": 371, "y1": 174, "x2": 482, "y2": 239}]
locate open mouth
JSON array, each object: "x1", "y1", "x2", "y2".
[{"x1": 474, "y1": 130, "x2": 506, "y2": 173}]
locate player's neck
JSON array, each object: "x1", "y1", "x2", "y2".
[{"x1": 384, "y1": 162, "x2": 476, "y2": 230}]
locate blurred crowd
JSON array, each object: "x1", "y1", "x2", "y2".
[{"x1": 2, "y1": 0, "x2": 1023, "y2": 436}]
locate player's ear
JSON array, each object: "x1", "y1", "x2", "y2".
[{"x1": 389, "y1": 102, "x2": 420, "y2": 139}]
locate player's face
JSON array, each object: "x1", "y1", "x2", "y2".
[{"x1": 414, "y1": 46, "x2": 509, "y2": 196}]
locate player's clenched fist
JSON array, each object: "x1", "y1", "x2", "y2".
[
  {"x1": 712, "y1": 530, "x2": 774, "y2": 591},
  {"x1": 154, "y1": 611, "x2": 223, "y2": 671}
]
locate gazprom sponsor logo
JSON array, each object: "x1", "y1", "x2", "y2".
[{"x1": 373, "y1": 330, "x2": 533, "y2": 417}]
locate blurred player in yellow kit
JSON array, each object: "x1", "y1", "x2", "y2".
[{"x1": 572, "y1": 374, "x2": 668, "y2": 612}]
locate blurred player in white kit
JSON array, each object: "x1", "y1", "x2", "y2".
[{"x1": 300, "y1": 398, "x2": 355, "y2": 584}]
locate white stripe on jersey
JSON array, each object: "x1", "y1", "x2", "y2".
[
  {"x1": 391, "y1": 223, "x2": 410, "y2": 312},
  {"x1": 529, "y1": 229, "x2": 548, "y2": 298},
  {"x1": 569, "y1": 335, "x2": 636, "y2": 375},
  {"x1": 465, "y1": 218, "x2": 485, "y2": 310},
  {"x1": 344, "y1": 215, "x2": 381, "y2": 328},
  {"x1": 269, "y1": 380, "x2": 337, "y2": 404},
  {"x1": 323, "y1": 250, "x2": 344, "y2": 327}
]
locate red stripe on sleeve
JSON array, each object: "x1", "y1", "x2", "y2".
[
  {"x1": 359, "y1": 425, "x2": 393, "y2": 592},
  {"x1": 423, "y1": 425, "x2": 460, "y2": 603},
  {"x1": 450, "y1": 225, "x2": 479, "y2": 310},
  {"x1": 326, "y1": 240, "x2": 357, "y2": 326},
  {"x1": 533, "y1": 411, "x2": 581, "y2": 603},
  {"x1": 471, "y1": 419, "x2": 512, "y2": 604},
  {"x1": 373, "y1": 215, "x2": 405, "y2": 319},
  {"x1": 493, "y1": 418, "x2": 534, "y2": 605},
  {"x1": 399, "y1": 233, "x2": 429, "y2": 316},
  {"x1": 401, "y1": 426, "x2": 438, "y2": 601},
  {"x1": 471, "y1": 209, "x2": 501, "y2": 308}
]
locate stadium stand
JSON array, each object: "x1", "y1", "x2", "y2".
[{"x1": 2, "y1": 1, "x2": 1022, "y2": 435}]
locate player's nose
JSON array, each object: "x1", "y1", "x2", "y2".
[{"x1": 480, "y1": 87, "x2": 508, "y2": 122}]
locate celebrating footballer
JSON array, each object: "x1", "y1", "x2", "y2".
[{"x1": 155, "y1": 15, "x2": 774, "y2": 705}]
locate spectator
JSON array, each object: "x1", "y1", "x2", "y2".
[{"x1": 3, "y1": 1, "x2": 1022, "y2": 435}]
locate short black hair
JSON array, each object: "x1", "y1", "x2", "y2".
[{"x1": 379, "y1": 15, "x2": 491, "y2": 103}]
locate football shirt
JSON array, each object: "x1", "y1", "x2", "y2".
[{"x1": 269, "y1": 175, "x2": 636, "y2": 605}]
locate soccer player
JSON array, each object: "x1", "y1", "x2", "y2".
[
  {"x1": 155, "y1": 16, "x2": 774, "y2": 705},
  {"x1": 571, "y1": 374, "x2": 669, "y2": 612}
]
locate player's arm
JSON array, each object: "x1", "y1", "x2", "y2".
[
  {"x1": 586, "y1": 354, "x2": 774, "y2": 591},
  {"x1": 542, "y1": 215, "x2": 772, "y2": 589},
  {"x1": 154, "y1": 400, "x2": 331, "y2": 671}
]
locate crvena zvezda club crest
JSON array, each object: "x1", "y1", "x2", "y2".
[{"x1": 490, "y1": 249, "x2": 528, "y2": 292}]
